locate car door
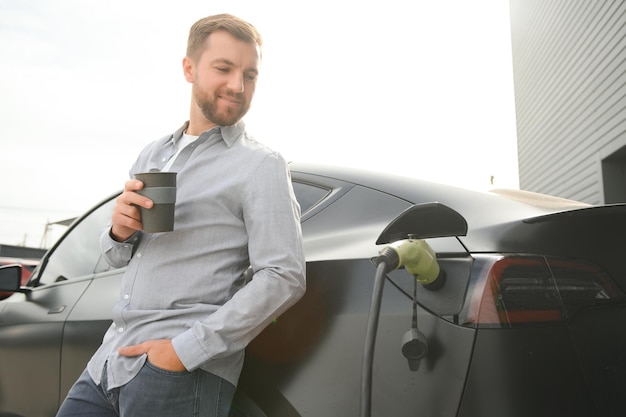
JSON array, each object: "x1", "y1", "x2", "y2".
[{"x1": 0, "y1": 196, "x2": 117, "y2": 417}]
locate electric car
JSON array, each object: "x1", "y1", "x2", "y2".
[{"x1": 1, "y1": 162, "x2": 625, "y2": 417}]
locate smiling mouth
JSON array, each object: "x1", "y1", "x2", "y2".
[{"x1": 219, "y1": 94, "x2": 242, "y2": 106}]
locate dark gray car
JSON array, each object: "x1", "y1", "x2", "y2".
[{"x1": 1, "y1": 162, "x2": 625, "y2": 417}]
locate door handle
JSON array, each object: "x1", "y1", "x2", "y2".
[{"x1": 48, "y1": 305, "x2": 66, "y2": 314}]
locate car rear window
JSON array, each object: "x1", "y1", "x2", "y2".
[{"x1": 291, "y1": 181, "x2": 330, "y2": 215}]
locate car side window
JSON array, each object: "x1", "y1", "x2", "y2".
[
  {"x1": 291, "y1": 181, "x2": 330, "y2": 215},
  {"x1": 36, "y1": 198, "x2": 116, "y2": 286}
]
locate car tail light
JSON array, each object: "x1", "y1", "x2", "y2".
[{"x1": 461, "y1": 255, "x2": 624, "y2": 328}]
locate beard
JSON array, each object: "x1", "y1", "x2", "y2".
[{"x1": 192, "y1": 84, "x2": 250, "y2": 127}]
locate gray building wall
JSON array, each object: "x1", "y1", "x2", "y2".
[{"x1": 509, "y1": 0, "x2": 626, "y2": 204}]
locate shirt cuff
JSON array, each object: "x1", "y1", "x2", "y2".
[{"x1": 100, "y1": 227, "x2": 141, "y2": 268}]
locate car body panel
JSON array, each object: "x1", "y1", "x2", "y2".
[
  {"x1": 458, "y1": 301, "x2": 626, "y2": 417},
  {"x1": 459, "y1": 325, "x2": 597, "y2": 417},
  {"x1": 243, "y1": 258, "x2": 476, "y2": 417},
  {"x1": 299, "y1": 184, "x2": 413, "y2": 262},
  {"x1": 0, "y1": 278, "x2": 93, "y2": 416},
  {"x1": 569, "y1": 302, "x2": 626, "y2": 416}
]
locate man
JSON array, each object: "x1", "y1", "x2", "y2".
[{"x1": 56, "y1": 13, "x2": 306, "y2": 417}]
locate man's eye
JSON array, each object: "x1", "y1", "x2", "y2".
[
  {"x1": 245, "y1": 73, "x2": 258, "y2": 82},
  {"x1": 216, "y1": 67, "x2": 229, "y2": 73}
]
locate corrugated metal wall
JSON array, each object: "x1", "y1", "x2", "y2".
[{"x1": 510, "y1": 0, "x2": 626, "y2": 204}]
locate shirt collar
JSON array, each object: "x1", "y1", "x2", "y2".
[{"x1": 170, "y1": 121, "x2": 246, "y2": 148}]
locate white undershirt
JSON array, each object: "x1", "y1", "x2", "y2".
[{"x1": 162, "y1": 132, "x2": 199, "y2": 171}]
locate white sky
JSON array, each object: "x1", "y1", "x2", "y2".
[{"x1": 0, "y1": 0, "x2": 519, "y2": 247}]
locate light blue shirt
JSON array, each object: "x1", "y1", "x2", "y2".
[{"x1": 89, "y1": 121, "x2": 306, "y2": 389}]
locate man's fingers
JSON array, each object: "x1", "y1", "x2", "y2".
[
  {"x1": 120, "y1": 181, "x2": 153, "y2": 209},
  {"x1": 118, "y1": 342, "x2": 148, "y2": 357}
]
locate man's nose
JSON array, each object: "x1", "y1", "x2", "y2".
[{"x1": 227, "y1": 72, "x2": 245, "y2": 93}]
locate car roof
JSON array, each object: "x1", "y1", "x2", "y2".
[{"x1": 289, "y1": 162, "x2": 589, "y2": 226}]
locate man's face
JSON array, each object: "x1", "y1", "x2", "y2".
[{"x1": 184, "y1": 30, "x2": 260, "y2": 127}]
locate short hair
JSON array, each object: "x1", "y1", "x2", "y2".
[{"x1": 186, "y1": 13, "x2": 263, "y2": 60}]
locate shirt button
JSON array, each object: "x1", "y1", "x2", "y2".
[
  {"x1": 136, "y1": 252, "x2": 142, "y2": 258},
  {"x1": 118, "y1": 327, "x2": 124, "y2": 333},
  {"x1": 123, "y1": 294, "x2": 129, "y2": 300},
  {"x1": 161, "y1": 157, "x2": 167, "y2": 162}
]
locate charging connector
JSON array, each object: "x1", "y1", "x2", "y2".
[{"x1": 378, "y1": 238, "x2": 440, "y2": 284}]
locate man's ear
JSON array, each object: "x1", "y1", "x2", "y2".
[{"x1": 182, "y1": 56, "x2": 194, "y2": 83}]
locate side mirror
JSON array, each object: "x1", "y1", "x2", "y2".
[{"x1": 0, "y1": 264, "x2": 22, "y2": 292}]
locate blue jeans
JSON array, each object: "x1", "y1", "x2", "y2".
[{"x1": 56, "y1": 362, "x2": 236, "y2": 417}]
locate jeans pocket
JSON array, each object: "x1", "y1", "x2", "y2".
[{"x1": 144, "y1": 359, "x2": 189, "y2": 376}]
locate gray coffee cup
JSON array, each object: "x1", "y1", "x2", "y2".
[{"x1": 134, "y1": 171, "x2": 177, "y2": 232}]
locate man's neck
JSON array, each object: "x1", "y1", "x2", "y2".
[
  {"x1": 186, "y1": 120, "x2": 218, "y2": 136},
  {"x1": 187, "y1": 104, "x2": 218, "y2": 136}
]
